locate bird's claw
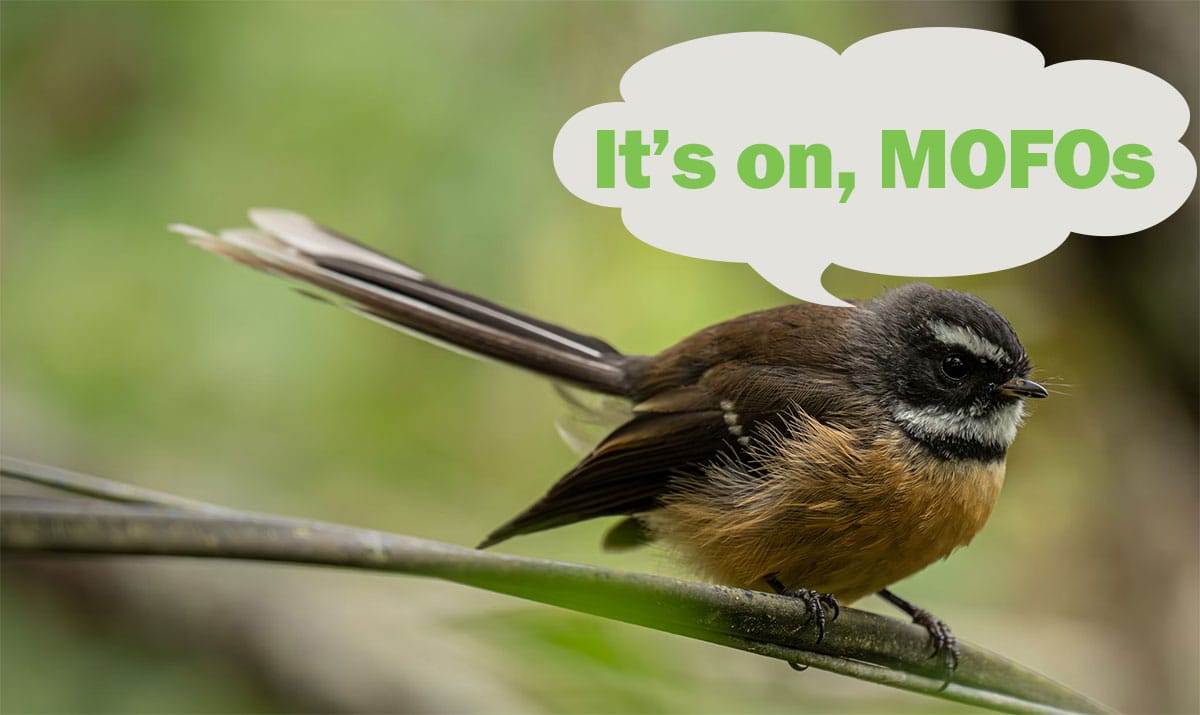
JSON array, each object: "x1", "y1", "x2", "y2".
[
  {"x1": 781, "y1": 587, "x2": 840, "y2": 644},
  {"x1": 909, "y1": 607, "x2": 959, "y2": 684},
  {"x1": 763, "y1": 574, "x2": 839, "y2": 671}
]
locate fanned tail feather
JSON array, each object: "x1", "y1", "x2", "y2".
[{"x1": 172, "y1": 209, "x2": 635, "y2": 396}]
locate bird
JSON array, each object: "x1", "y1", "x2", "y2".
[{"x1": 172, "y1": 208, "x2": 1048, "y2": 673}]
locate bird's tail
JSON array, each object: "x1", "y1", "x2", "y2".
[{"x1": 171, "y1": 209, "x2": 635, "y2": 396}]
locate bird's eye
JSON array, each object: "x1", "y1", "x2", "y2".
[{"x1": 940, "y1": 354, "x2": 971, "y2": 380}]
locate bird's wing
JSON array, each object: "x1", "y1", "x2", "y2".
[{"x1": 478, "y1": 361, "x2": 858, "y2": 548}]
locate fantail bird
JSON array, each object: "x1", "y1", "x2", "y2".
[{"x1": 172, "y1": 209, "x2": 1048, "y2": 672}]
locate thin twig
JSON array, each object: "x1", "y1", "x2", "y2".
[{"x1": 0, "y1": 457, "x2": 1111, "y2": 715}]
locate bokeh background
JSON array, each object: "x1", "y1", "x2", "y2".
[{"x1": 2, "y1": 2, "x2": 1196, "y2": 713}]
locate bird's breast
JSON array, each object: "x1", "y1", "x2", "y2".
[{"x1": 648, "y1": 415, "x2": 1006, "y2": 602}]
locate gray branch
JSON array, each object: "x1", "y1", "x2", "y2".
[{"x1": 0, "y1": 456, "x2": 1110, "y2": 715}]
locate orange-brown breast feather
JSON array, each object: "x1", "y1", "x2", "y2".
[{"x1": 647, "y1": 411, "x2": 1005, "y2": 603}]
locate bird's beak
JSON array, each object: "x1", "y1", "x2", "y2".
[{"x1": 996, "y1": 377, "x2": 1048, "y2": 399}]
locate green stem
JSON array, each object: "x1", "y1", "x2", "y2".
[{"x1": 0, "y1": 457, "x2": 1110, "y2": 714}]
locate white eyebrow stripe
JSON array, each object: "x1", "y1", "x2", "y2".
[{"x1": 928, "y1": 320, "x2": 1007, "y2": 364}]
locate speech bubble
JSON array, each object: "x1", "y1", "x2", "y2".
[{"x1": 553, "y1": 29, "x2": 1196, "y2": 305}]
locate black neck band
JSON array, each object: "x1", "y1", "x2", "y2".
[{"x1": 901, "y1": 424, "x2": 1008, "y2": 463}]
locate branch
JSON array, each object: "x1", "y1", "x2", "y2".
[{"x1": 0, "y1": 457, "x2": 1109, "y2": 714}]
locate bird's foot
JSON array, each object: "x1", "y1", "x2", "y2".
[
  {"x1": 783, "y1": 588, "x2": 840, "y2": 644},
  {"x1": 909, "y1": 606, "x2": 959, "y2": 684},
  {"x1": 763, "y1": 574, "x2": 840, "y2": 645},
  {"x1": 878, "y1": 589, "x2": 959, "y2": 686}
]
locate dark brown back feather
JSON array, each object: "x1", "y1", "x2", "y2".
[{"x1": 479, "y1": 304, "x2": 859, "y2": 548}]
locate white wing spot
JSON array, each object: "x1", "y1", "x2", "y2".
[{"x1": 720, "y1": 400, "x2": 748, "y2": 441}]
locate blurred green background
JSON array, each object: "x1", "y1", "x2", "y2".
[{"x1": 2, "y1": 2, "x2": 1196, "y2": 713}]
